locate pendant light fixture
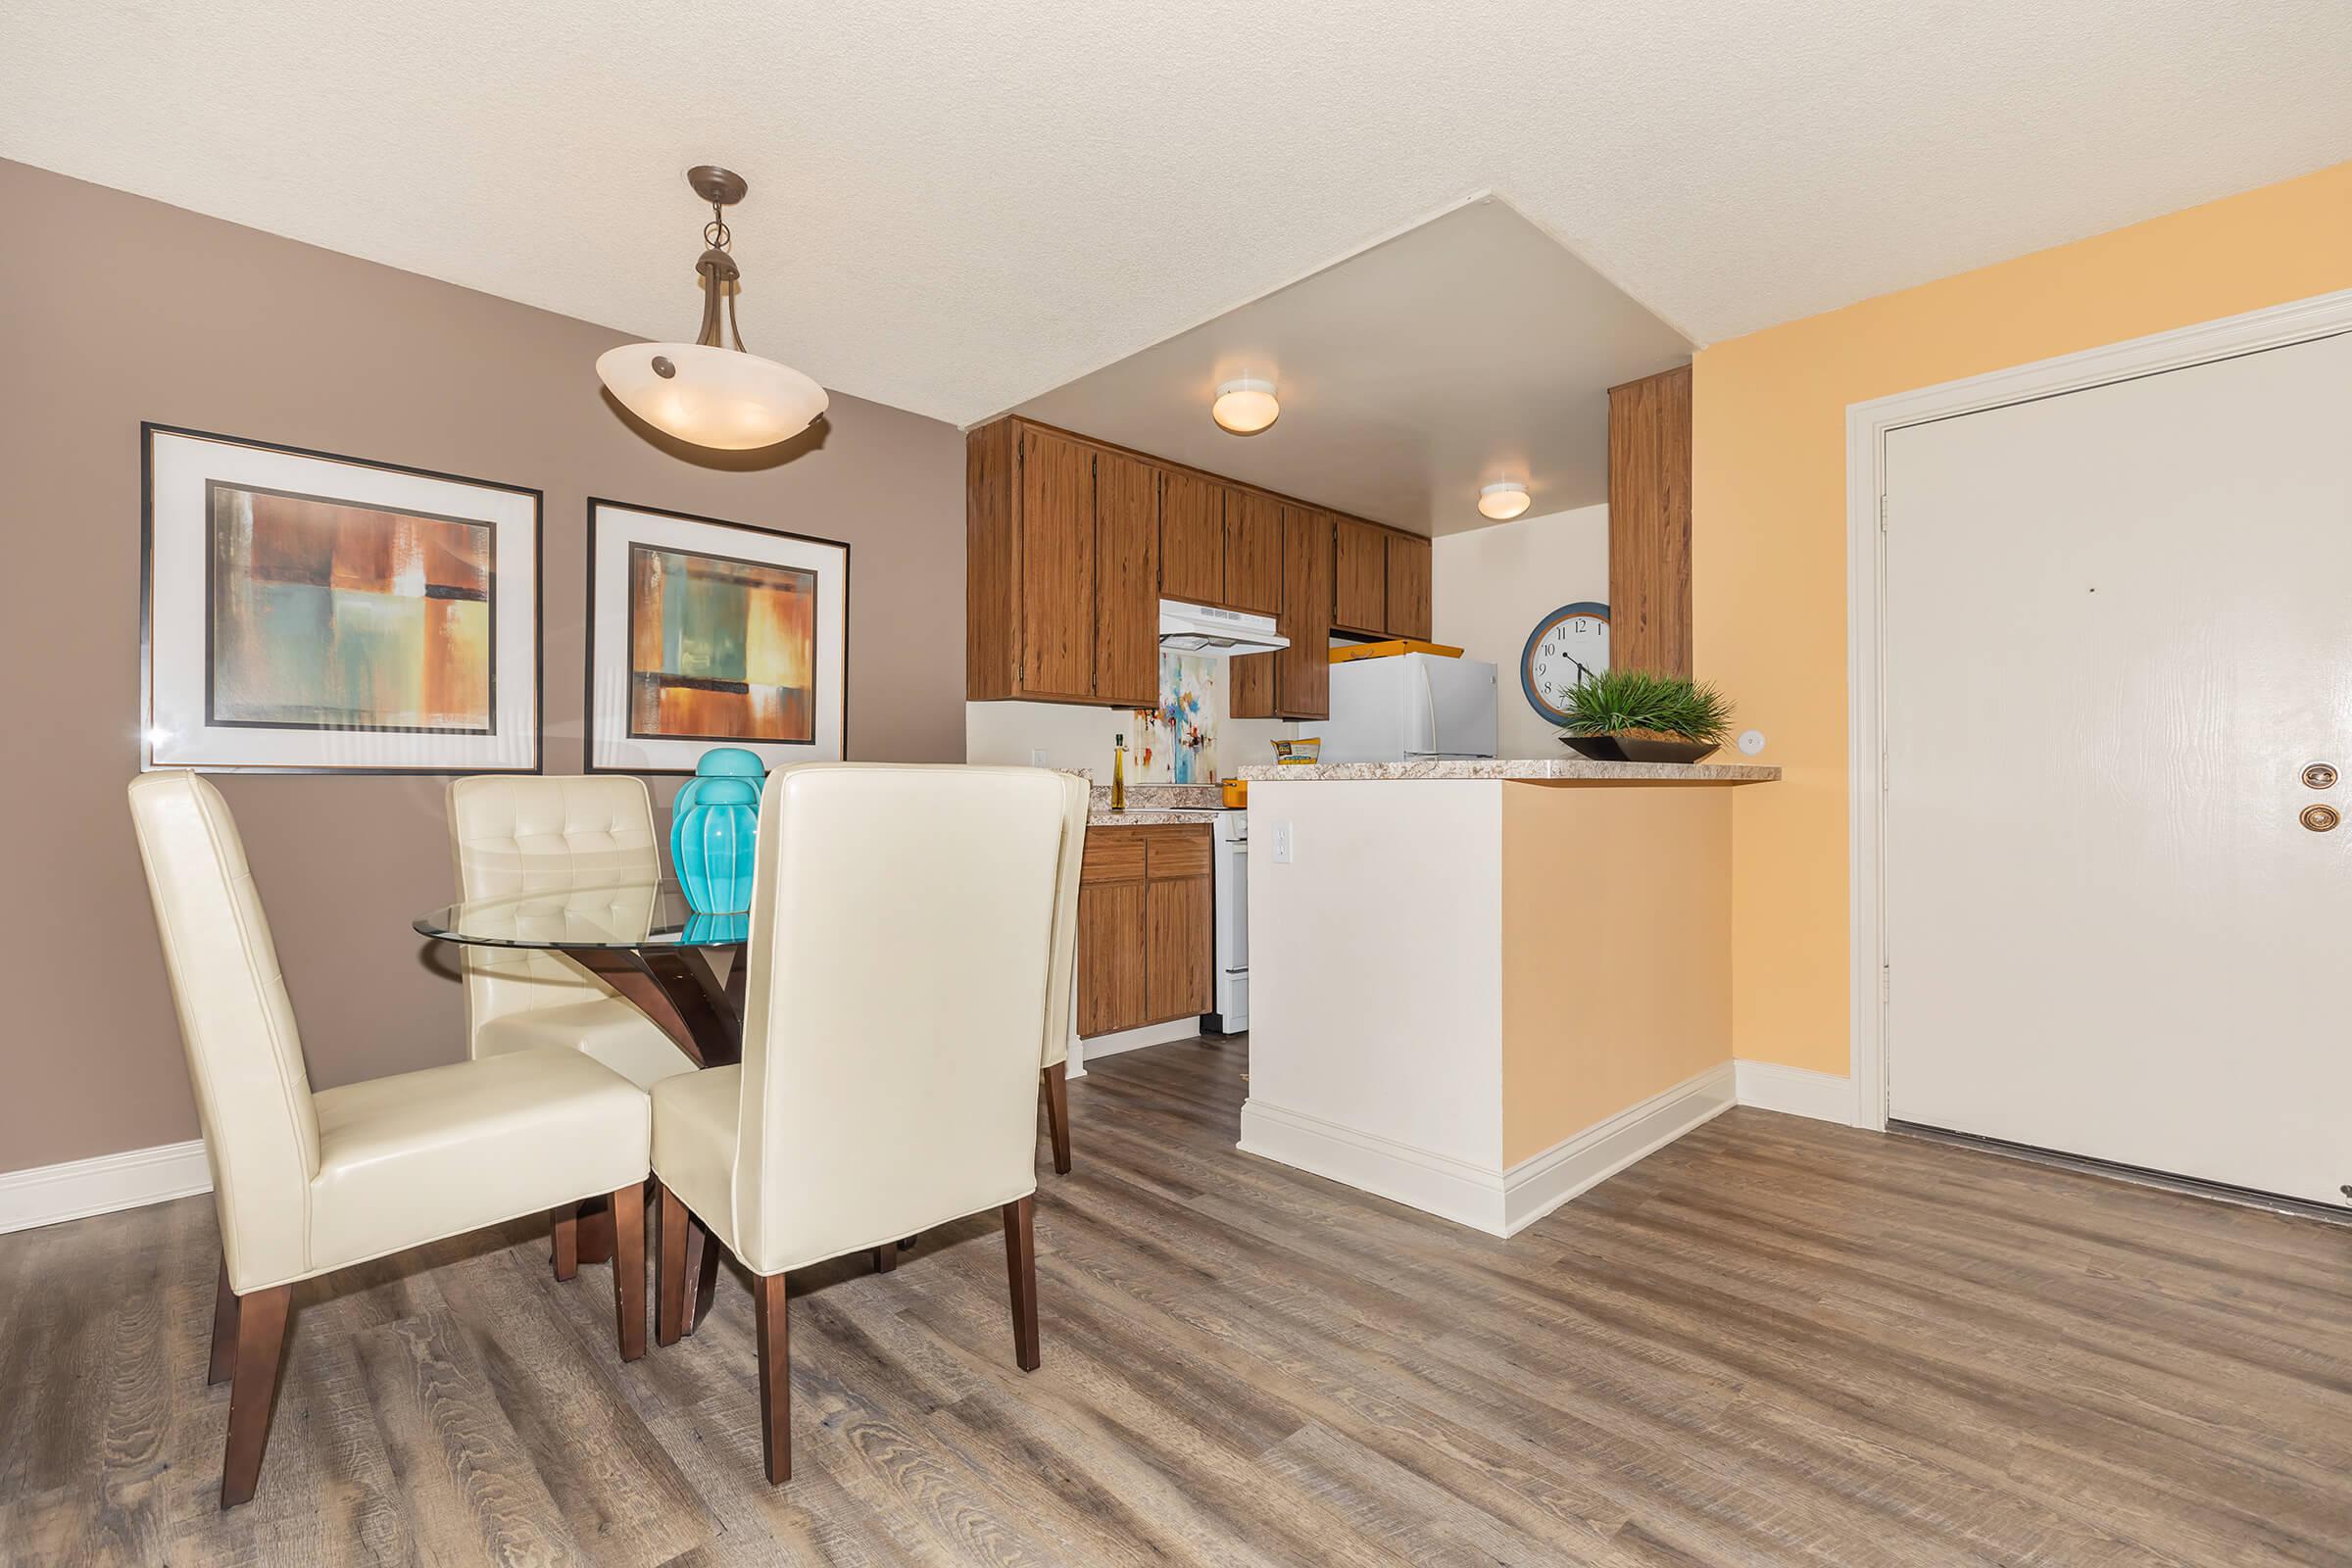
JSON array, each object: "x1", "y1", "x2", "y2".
[{"x1": 596, "y1": 166, "x2": 828, "y2": 450}]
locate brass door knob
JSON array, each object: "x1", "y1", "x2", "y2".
[
  {"x1": 2303, "y1": 762, "x2": 2338, "y2": 789},
  {"x1": 2301, "y1": 805, "x2": 2341, "y2": 832}
]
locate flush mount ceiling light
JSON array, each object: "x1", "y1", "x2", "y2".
[
  {"x1": 595, "y1": 166, "x2": 828, "y2": 450},
  {"x1": 1210, "y1": 376, "x2": 1280, "y2": 435},
  {"x1": 1478, "y1": 480, "x2": 1532, "y2": 520}
]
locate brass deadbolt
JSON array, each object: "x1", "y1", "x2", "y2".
[
  {"x1": 2301, "y1": 805, "x2": 2341, "y2": 832},
  {"x1": 2302, "y1": 762, "x2": 2338, "y2": 789}
]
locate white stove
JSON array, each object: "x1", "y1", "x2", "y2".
[{"x1": 1201, "y1": 807, "x2": 1249, "y2": 1034}]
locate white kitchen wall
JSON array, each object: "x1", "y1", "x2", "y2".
[
  {"x1": 1432, "y1": 502, "x2": 1608, "y2": 760},
  {"x1": 965, "y1": 663, "x2": 1294, "y2": 778}
]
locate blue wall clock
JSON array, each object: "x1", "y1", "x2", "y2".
[{"x1": 1520, "y1": 602, "x2": 1610, "y2": 725}]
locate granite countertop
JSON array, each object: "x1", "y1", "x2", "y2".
[
  {"x1": 1086, "y1": 781, "x2": 1229, "y2": 826},
  {"x1": 1235, "y1": 758, "x2": 1781, "y2": 784}
]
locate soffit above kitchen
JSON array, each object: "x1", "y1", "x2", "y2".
[
  {"x1": 3, "y1": 3, "x2": 2342, "y2": 429},
  {"x1": 1005, "y1": 196, "x2": 1690, "y2": 536}
]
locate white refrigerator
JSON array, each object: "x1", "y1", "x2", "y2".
[{"x1": 1310, "y1": 654, "x2": 1498, "y2": 762}]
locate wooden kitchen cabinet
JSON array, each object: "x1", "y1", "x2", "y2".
[
  {"x1": 1232, "y1": 506, "x2": 1335, "y2": 720},
  {"x1": 966, "y1": 419, "x2": 1157, "y2": 705},
  {"x1": 1222, "y1": 490, "x2": 1282, "y2": 614},
  {"x1": 1076, "y1": 822, "x2": 1212, "y2": 1037},
  {"x1": 1385, "y1": 533, "x2": 1432, "y2": 641},
  {"x1": 1159, "y1": 469, "x2": 1225, "y2": 606},
  {"x1": 1332, "y1": 514, "x2": 1388, "y2": 634},
  {"x1": 970, "y1": 414, "x2": 1426, "y2": 716},
  {"x1": 1093, "y1": 448, "x2": 1161, "y2": 707}
]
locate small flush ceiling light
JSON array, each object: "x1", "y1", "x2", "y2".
[
  {"x1": 1211, "y1": 376, "x2": 1280, "y2": 435},
  {"x1": 1478, "y1": 481, "x2": 1532, "y2": 520},
  {"x1": 595, "y1": 166, "x2": 828, "y2": 450}
]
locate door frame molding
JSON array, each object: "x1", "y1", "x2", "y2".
[{"x1": 1843, "y1": 287, "x2": 2352, "y2": 1131}]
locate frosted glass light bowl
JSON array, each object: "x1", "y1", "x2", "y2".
[{"x1": 596, "y1": 342, "x2": 828, "y2": 450}]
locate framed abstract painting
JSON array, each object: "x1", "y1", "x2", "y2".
[
  {"x1": 140, "y1": 424, "x2": 542, "y2": 773},
  {"x1": 584, "y1": 499, "x2": 849, "y2": 773}
]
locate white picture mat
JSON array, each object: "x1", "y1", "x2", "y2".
[
  {"x1": 588, "y1": 502, "x2": 848, "y2": 772},
  {"x1": 146, "y1": 430, "x2": 539, "y2": 771}
]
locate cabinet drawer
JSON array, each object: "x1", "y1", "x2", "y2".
[
  {"x1": 1082, "y1": 830, "x2": 1147, "y2": 884},
  {"x1": 1146, "y1": 825, "x2": 1212, "y2": 880}
]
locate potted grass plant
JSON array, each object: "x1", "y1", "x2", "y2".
[{"x1": 1558, "y1": 669, "x2": 1734, "y2": 763}]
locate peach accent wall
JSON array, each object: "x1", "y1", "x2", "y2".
[
  {"x1": 1693, "y1": 159, "x2": 2352, "y2": 1076},
  {"x1": 1500, "y1": 783, "x2": 1731, "y2": 1165}
]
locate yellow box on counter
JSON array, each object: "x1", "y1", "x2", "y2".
[{"x1": 1329, "y1": 639, "x2": 1464, "y2": 662}]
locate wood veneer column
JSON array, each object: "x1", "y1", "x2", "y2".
[{"x1": 1606, "y1": 364, "x2": 1693, "y2": 677}]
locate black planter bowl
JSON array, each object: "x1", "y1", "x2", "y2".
[{"x1": 1561, "y1": 733, "x2": 1721, "y2": 764}]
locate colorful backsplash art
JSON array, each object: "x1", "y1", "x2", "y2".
[
  {"x1": 207, "y1": 482, "x2": 494, "y2": 732},
  {"x1": 1131, "y1": 653, "x2": 1216, "y2": 783},
  {"x1": 626, "y1": 544, "x2": 816, "y2": 743}
]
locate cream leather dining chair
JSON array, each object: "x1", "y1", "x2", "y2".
[
  {"x1": 447, "y1": 775, "x2": 693, "y2": 1093},
  {"x1": 127, "y1": 772, "x2": 654, "y2": 1509},
  {"x1": 1036, "y1": 775, "x2": 1086, "y2": 1178},
  {"x1": 648, "y1": 763, "x2": 1082, "y2": 1485}
]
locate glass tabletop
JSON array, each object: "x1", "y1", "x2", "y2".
[{"x1": 415, "y1": 880, "x2": 750, "y2": 950}]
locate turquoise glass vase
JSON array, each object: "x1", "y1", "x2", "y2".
[{"x1": 670, "y1": 748, "x2": 764, "y2": 914}]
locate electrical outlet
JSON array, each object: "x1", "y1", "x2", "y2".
[
  {"x1": 1028, "y1": 748, "x2": 1047, "y2": 767},
  {"x1": 1737, "y1": 729, "x2": 1767, "y2": 757},
  {"x1": 1272, "y1": 821, "x2": 1295, "y2": 864}
]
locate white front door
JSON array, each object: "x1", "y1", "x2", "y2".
[{"x1": 1883, "y1": 328, "x2": 2352, "y2": 1207}]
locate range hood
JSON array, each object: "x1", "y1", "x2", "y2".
[{"x1": 1158, "y1": 599, "x2": 1291, "y2": 657}]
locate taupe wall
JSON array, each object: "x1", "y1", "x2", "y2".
[{"x1": 0, "y1": 160, "x2": 966, "y2": 1175}]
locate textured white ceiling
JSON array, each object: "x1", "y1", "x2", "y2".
[
  {"x1": 4, "y1": 2, "x2": 2345, "y2": 427},
  {"x1": 1014, "y1": 197, "x2": 1691, "y2": 536}
]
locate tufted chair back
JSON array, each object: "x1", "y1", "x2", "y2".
[
  {"x1": 446, "y1": 775, "x2": 662, "y2": 1044},
  {"x1": 729, "y1": 764, "x2": 1080, "y2": 1274},
  {"x1": 127, "y1": 772, "x2": 320, "y2": 1292}
]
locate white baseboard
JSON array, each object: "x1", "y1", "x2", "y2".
[
  {"x1": 1071, "y1": 1017, "x2": 1206, "y2": 1074},
  {"x1": 1734, "y1": 1060, "x2": 1853, "y2": 1123},
  {"x1": 1241, "y1": 1060, "x2": 1737, "y2": 1238},
  {"x1": 1501, "y1": 1061, "x2": 1737, "y2": 1234},
  {"x1": 1239, "y1": 1101, "x2": 1514, "y2": 1233},
  {"x1": 0, "y1": 1139, "x2": 212, "y2": 1236}
]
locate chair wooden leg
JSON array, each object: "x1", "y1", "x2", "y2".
[
  {"x1": 551, "y1": 1207, "x2": 579, "y2": 1282},
  {"x1": 1042, "y1": 1062, "x2": 1072, "y2": 1175},
  {"x1": 610, "y1": 1183, "x2": 646, "y2": 1362},
  {"x1": 687, "y1": 1218, "x2": 721, "y2": 1337},
  {"x1": 754, "y1": 1272, "x2": 791, "y2": 1484},
  {"x1": 219, "y1": 1284, "x2": 291, "y2": 1508},
  {"x1": 577, "y1": 1194, "x2": 617, "y2": 1266},
  {"x1": 208, "y1": 1254, "x2": 238, "y2": 1386},
  {"x1": 657, "y1": 1183, "x2": 690, "y2": 1348},
  {"x1": 1002, "y1": 1195, "x2": 1041, "y2": 1372}
]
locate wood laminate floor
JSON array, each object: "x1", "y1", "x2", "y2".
[{"x1": 2, "y1": 1038, "x2": 2348, "y2": 1566}]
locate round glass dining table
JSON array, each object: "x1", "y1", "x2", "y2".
[{"x1": 416, "y1": 881, "x2": 751, "y2": 1068}]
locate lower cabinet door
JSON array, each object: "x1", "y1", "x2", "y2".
[
  {"x1": 1077, "y1": 881, "x2": 1147, "y2": 1037},
  {"x1": 1146, "y1": 876, "x2": 1212, "y2": 1022}
]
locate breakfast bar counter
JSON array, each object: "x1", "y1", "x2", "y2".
[{"x1": 1235, "y1": 759, "x2": 1776, "y2": 1236}]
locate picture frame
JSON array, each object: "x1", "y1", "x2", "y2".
[
  {"x1": 584, "y1": 498, "x2": 850, "y2": 774},
  {"x1": 140, "y1": 423, "x2": 543, "y2": 774}
]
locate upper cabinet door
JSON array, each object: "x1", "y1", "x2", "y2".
[
  {"x1": 1332, "y1": 516, "x2": 1387, "y2": 634},
  {"x1": 1094, "y1": 448, "x2": 1161, "y2": 709},
  {"x1": 1277, "y1": 506, "x2": 1335, "y2": 718},
  {"x1": 1385, "y1": 534, "x2": 1432, "y2": 641},
  {"x1": 1222, "y1": 490, "x2": 1282, "y2": 614},
  {"x1": 1159, "y1": 470, "x2": 1224, "y2": 607},
  {"x1": 1019, "y1": 425, "x2": 1097, "y2": 699}
]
